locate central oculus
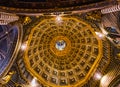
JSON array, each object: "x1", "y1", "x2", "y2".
[
  {"x1": 55, "y1": 40, "x2": 66, "y2": 51},
  {"x1": 50, "y1": 36, "x2": 71, "y2": 56}
]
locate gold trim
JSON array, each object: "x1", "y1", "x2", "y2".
[{"x1": 0, "y1": 1, "x2": 116, "y2": 15}]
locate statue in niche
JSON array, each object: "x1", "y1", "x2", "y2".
[{"x1": 0, "y1": 71, "x2": 15, "y2": 85}]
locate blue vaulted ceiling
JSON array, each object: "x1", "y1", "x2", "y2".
[{"x1": 0, "y1": 25, "x2": 18, "y2": 75}]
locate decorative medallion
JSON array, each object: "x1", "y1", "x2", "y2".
[{"x1": 24, "y1": 17, "x2": 103, "y2": 86}]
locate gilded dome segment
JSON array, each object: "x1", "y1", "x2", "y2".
[{"x1": 24, "y1": 17, "x2": 103, "y2": 86}]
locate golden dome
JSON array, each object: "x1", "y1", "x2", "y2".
[
  {"x1": 0, "y1": 0, "x2": 119, "y2": 87},
  {"x1": 23, "y1": 16, "x2": 104, "y2": 86}
]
